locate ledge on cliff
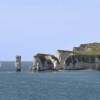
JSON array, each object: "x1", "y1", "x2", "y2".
[{"x1": 57, "y1": 50, "x2": 74, "y2": 53}]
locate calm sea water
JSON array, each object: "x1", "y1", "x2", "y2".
[{"x1": 0, "y1": 61, "x2": 100, "y2": 100}]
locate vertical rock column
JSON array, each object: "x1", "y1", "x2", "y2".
[{"x1": 15, "y1": 56, "x2": 21, "y2": 72}]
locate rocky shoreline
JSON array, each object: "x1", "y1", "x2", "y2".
[{"x1": 30, "y1": 43, "x2": 100, "y2": 71}]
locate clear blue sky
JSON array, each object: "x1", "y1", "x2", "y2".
[{"x1": 0, "y1": 0, "x2": 100, "y2": 61}]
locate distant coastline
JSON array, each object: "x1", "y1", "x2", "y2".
[
  {"x1": 30, "y1": 42, "x2": 100, "y2": 72},
  {"x1": 1, "y1": 42, "x2": 100, "y2": 72}
]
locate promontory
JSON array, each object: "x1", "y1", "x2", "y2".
[{"x1": 31, "y1": 42, "x2": 100, "y2": 71}]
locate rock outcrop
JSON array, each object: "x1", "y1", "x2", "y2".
[
  {"x1": 64, "y1": 55, "x2": 100, "y2": 70},
  {"x1": 57, "y1": 50, "x2": 74, "y2": 69},
  {"x1": 32, "y1": 53, "x2": 60, "y2": 71},
  {"x1": 32, "y1": 42, "x2": 100, "y2": 71},
  {"x1": 57, "y1": 43, "x2": 100, "y2": 70},
  {"x1": 15, "y1": 55, "x2": 21, "y2": 72}
]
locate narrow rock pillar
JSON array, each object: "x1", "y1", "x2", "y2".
[{"x1": 15, "y1": 56, "x2": 21, "y2": 72}]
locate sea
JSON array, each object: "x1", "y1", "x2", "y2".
[{"x1": 0, "y1": 61, "x2": 100, "y2": 100}]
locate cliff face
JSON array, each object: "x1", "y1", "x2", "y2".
[
  {"x1": 32, "y1": 43, "x2": 100, "y2": 71},
  {"x1": 32, "y1": 53, "x2": 60, "y2": 71},
  {"x1": 64, "y1": 55, "x2": 100, "y2": 70},
  {"x1": 57, "y1": 50, "x2": 74, "y2": 69},
  {"x1": 57, "y1": 43, "x2": 100, "y2": 70}
]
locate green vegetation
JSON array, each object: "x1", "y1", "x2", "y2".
[
  {"x1": 75, "y1": 43, "x2": 100, "y2": 55},
  {"x1": 58, "y1": 43, "x2": 100, "y2": 55},
  {"x1": 57, "y1": 50, "x2": 73, "y2": 53},
  {"x1": 80, "y1": 42, "x2": 100, "y2": 48}
]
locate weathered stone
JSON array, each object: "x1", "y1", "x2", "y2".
[
  {"x1": 31, "y1": 42, "x2": 100, "y2": 71},
  {"x1": 32, "y1": 53, "x2": 60, "y2": 71},
  {"x1": 15, "y1": 56, "x2": 21, "y2": 72}
]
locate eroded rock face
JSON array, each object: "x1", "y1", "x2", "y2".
[
  {"x1": 32, "y1": 53, "x2": 60, "y2": 71},
  {"x1": 15, "y1": 56, "x2": 21, "y2": 72},
  {"x1": 31, "y1": 43, "x2": 100, "y2": 71},
  {"x1": 57, "y1": 50, "x2": 74, "y2": 69},
  {"x1": 57, "y1": 50, "x2": 100, "y2": 70},
  {"x1": 64, "y1": 55, "x2": 100, "y2": 70}
]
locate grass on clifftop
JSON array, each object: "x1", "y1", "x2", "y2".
[
  {"x1": 76, "y1": 43, "x2": 100, "y2": 55},
  {"x1": 73, "y1": 51, "x2": 100, "y2": 56},
  {"x1": 80, "y1": 42, "x2": 100, "y2": 51},
  {"x1": 58, "y1": 43, "x2": 100, "y2": 56}
]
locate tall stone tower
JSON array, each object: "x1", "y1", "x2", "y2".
[{"x1": 15, "y1": 55, "x2": 21, "y2": 72}]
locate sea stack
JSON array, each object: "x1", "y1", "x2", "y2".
[
  {"x1": 32, "y1": 53, "x2": 60, "y2": 71},
  {"x1": 15, "y1": 55, "x2": 21, "y2": 72}
]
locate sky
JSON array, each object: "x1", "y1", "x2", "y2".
[{"x1": 0, "y1": 0, "x2": 100, "y2": 61}]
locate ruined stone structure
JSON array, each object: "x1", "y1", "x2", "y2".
[
  {"x1": 32, "y1": 53, "x2": 60, "y2": 71},
  {"x1": 15, "y1": 56, "x2": 21, "y2": 72}
]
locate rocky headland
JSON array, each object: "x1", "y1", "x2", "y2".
[{"x1": 31, "y1": 42, "x2": 100, "y2": 71}]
